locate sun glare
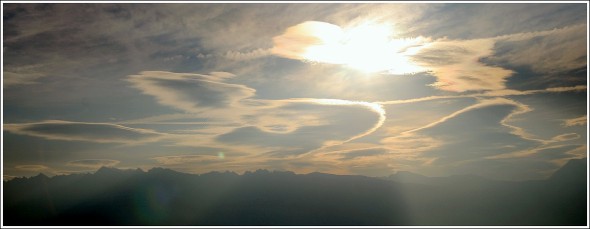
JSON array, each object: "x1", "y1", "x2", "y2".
[{"x1": 301, "y1": 22, "x2": 426, "y2": 74}]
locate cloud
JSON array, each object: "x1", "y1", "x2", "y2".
[
  {"x1": 404, "y1": 100, "x2": 541, "y2": 165},
  {"x1": 562, "y1": 116, "x2": 587, "y2": 127},
  {"x1": 381, "y1": 133, "x2": 443, "y2": 155},
  {"x1": 550, "y1": 133, "x2": 580, "y2": 142},
  {"x1": 378, "y1": 85, "x2": 587, "y2": 105},
  {"x1": 490, "y1": 24, "x2": 587, "y2": 74},
  {"x1": 271, "y1": 20, "x2": 585, "y2": 93},
  {"x1": 67, "y1": 159, "x2": 121, "y2": 168},
  {"x1": 15, "y1": 165, "x2": 50, "y2": 171},
  {"x1": 151, "y1": 155, "x2": 222, "y2": 166},
  {"x1": 4, "y1": 120, "x2": 163, "y2": 143},
  {"x1": 3, "y1": 71, "x2": 45, "y2": 87},
  {"x1": 223, "y1": 48, "x2": 271, "y2": 61},
  {"x1": 271, "y1": 21, "x2": 428, "y2": 74},
  {"x1": 3, "y1": 175, "x2": 17, "y2": 181},
  {"x1": 127, "y1": 71, "x2": 256, "y2": 113},
  {"x1": 338, "y1": 148, "x2": 390, "y2": 160},
  {"x1": 271, "y1": 21, "x2": 343, "y2": 60},
  {"x1": 208, "y1": 71, "x2": 236, "y2": 80},
  {"x1": 412, "y1": 38, "x2": 514, "y2": 92},
  {"x1": 216, "y1": 100, "x2": 383, "y2": 156},
  {"x1": 2, "y1": 3, "x2": 586, "y2": 181},
  {"x1": 402, "y1": 98, "x2": 532, "y2": 135},
  {"x1": 486, "y1": 143, "x2": 584, "y2": 163}
]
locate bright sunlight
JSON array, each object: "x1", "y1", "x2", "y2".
[{"x1": 296, "y1": 21, "x2": 427, "y2": 74}]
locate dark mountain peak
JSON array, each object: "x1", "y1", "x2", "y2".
[
  {"x1": 387, "y1": 171, "x2": 431, "y2": 184},
  {"x1": 148, "y1": 167, "x2": 176, "y2": 173},
  {"x1": 202, "y1": 170, "x2": 239, "y2": 177},
  {"x1": 244, "y1": 169, "x2": 296, "y2": 176},
  {"x1": 446, "y1": 173, "x2": 492, "y2": 182},
  {"x1": 307, "y1": 171, "x2": 331, "y2": 176},
  {"x1": 147, "y1": 167, "x2": 187, "y2": 177},
  {"x1": 95, "y1": 166, "x2": 122, "y2": 176},
  {"x1": 254, "y1": 169, "x2": 270, "y2": 174},
  {"x1": 95, "y1": 166, "x2": 145, "y2": 177},
  {"x1": 273, "y1": 170, "x2": 296, "y2": 176},
  {"x1": 550, "y1": 158, "x2": 587, "y2": 182},
  {"x1": 391, "y1": 171, "x2": 428, "y2": 178},
  {"x1": 31, "y1": 173, "x2": 49, "y2": 181}
]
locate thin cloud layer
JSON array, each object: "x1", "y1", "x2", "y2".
[
  {"x1": 491, "y1": 24, "x2": 587, "y2": 74},
  {"x1": 15, "y1": 165, "x2": 50, "y2": 172},
  {"x1": 67, "y1": 159, "x2": 121, "y2": 168},
  {"x1": 4, "y1": 120, "x2": 163, "y2": 143}
]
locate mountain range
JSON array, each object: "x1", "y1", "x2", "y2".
[{"x1": 3, "y1": 158, "x2": 587, "y2": 226}]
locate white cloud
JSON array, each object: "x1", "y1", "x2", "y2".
[
  {"x1": 550, "y1": 133, "x2": 580, "y2": 142},
  {"x1": 126, "y1": 71, "x2": 256, "y2": 113},
  {"x1": 15, "y1": 164, "x2": 50, "y2": 171},
  {"x1": 413, "y1": 38, "x2": 514, "y2": 92},
  {"x1": 402, "y1": 98, "x2": 532, "y2": 136},
  {"x1": 378, "y1": 85, "x2": 587, "y2": 105},
  {"x1": 562, "y1": 116, "x2": 587, "y2": 127},
  {"x1": 151, "y1": 155, "x2": 223, "y2": 165},
  {"x1": 67, "y1": 159, "x2": 121, "y2": 168},
  {"x1": 4, "y1": 120, "x2": 163, "y2": 143}
]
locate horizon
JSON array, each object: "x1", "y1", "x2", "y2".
[{"x1": 6, "y1": 156, "x2": 587, "y2": 182}]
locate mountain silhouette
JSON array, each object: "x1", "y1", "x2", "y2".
[{"x1": 3, "y1": 158, "x2": 587, "y2": 226}]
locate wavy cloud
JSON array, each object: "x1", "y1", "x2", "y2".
[
  {"x1": 127, "y1": 71, "x2": 256, "y2": 113},
  {"x1": 216, "y1": 101, "x2": 383, "y2": 156}
]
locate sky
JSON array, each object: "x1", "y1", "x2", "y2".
[{"x1": 2, "y1": 2, "x2": 588, "y2": 181}]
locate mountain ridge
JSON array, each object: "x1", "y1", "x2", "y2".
[{"x1": 3, "y1": 158, "x2": 587, "y2": 226}]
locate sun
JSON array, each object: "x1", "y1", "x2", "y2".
[{"x1": 299, "y1": 21, "x2": 426, "y2": 74}]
